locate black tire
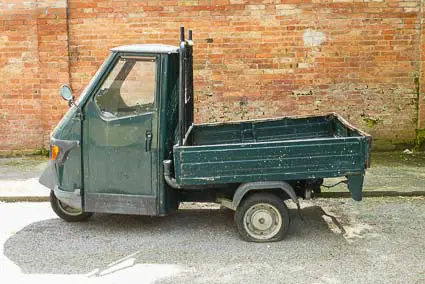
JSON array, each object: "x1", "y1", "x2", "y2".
[
  {"x1": 50, "y1": 190, "x2": 93, "y2": 222},
  {"x1": 235, "y1": 192, "x2": 290, "y2": 242}
]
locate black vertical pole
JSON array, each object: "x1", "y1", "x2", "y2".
[
  {"x1": 187, "y1": 30, "x2": 194, "y2": 126},
  {"x1": 180, "y1": 26, "x2": 185, "y2": 42},
  {"x1": 179, "y1": 27, "x2": 186, "y2": 146}
]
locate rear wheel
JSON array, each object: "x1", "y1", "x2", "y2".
[
  {"x1": 50, "y1": 191, "x2": 93, "y2": 222},
  {"x1": 235, "y1": 192, "x2": 290, "y2": 242}
]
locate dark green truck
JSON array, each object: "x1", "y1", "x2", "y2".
[{"x1": 40, "y1": 28, "x2": 372, "y2": 242}]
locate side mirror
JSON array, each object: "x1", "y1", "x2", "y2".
[{"x1": 59, "y1": 85, "x2": 75, "y2": 107}]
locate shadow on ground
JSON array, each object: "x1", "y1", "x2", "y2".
[{"x1": 4, "y1": 205, "x2": 346, "y2": 275}]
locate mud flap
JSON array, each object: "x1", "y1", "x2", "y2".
[{"x1": 348, "y1": 174, "x2": 364, "y2": 201}]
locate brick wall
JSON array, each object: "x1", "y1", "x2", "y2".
[
  {"x1": 0, "y1": 0, "x2": 69, "y2": 154},
  {"x1": 0, "y1": 1, "x2": 42, "y2": 152},
  {"x1": 1, "y1": 0, "x2": 424, "y2": 153},
  {"x1": 419, "y1": 0, "x2": 425, "y2": 143},
  {"x1": 37, "y1": 0, "x2": 70, "y2": 147}
]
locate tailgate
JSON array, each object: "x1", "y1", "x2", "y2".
[{"x1": 332, "y1": 113, "x2": 372, "y2": 168}]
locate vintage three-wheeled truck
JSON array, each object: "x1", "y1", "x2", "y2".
[{"x1": 40, "y1": 28, "x2": 372, "y2": 242}]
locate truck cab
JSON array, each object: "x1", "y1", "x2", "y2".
[
  {"x1": 41, "y1": 43, "x2": 182, "y2": 216},
  {"x1": 40, "y1": 28, "x2": 371, "y2": 242}
]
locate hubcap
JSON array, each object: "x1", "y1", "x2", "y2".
[
  {"x1": 243, "y1": 203, "x2": 282, "y2": 240},
  {"x1": 57, "y1": 200, "x2": 82, "y2": 216}
]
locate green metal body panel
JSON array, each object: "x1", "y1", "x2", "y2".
[
  {"x1": 49, "y1": 107, "x2": 83, "y2": 194},
  {"x1": 156, "y1": 53, "x2": 180, "y2": 214},
  {"x1": 173, "y1": 113, "x2": 371, "y2": 200},
  {"x1": 82, "y1": 53, "x2": 160, "y2": 199},
  {"x1": 79, "y1": 51, "x2": 180, "y2": 215},
  {"x1": 83, "y1": 101, "x2": 154, "y2": 195}
]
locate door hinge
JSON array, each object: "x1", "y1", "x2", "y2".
[
  {"x1": 76, "y1": 111, "x2": 84, "y2": 120},
  {"x1": 72, "y1": 111, "x2": 84, "y2": 121}
]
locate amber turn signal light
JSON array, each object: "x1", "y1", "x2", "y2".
[{"x1": 51, "y1": 145, "x2": 60, "y2": 160}]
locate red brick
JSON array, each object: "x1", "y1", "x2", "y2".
[{"x1": 0, "y1": 0, "x2": 424, "y2": 153}]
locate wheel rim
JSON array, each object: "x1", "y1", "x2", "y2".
[
  {"x1": 56, "y1": 200, "x2": 83, "y2": 216},
  {"x1": 243, "y1": 203, "x2": 282, "y2": 240}
]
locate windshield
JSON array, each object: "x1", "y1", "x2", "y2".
[{"x1": 75, "y1": 54, "x2": 113, "y2": 105}]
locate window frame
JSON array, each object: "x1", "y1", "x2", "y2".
[{"x1": 91, "y1": 52, "x2": 160, "y2": 121}]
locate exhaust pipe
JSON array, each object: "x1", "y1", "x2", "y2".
[{"x1": 163, "y1": 160, "x2": 180, "y2": 189}]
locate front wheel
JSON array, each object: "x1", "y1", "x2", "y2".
[
  {"x1": 235, "y1": 192, "x2": 290, "y2": 242},
  {"x1": 50, "y1": 191, "x2": 93, "y2": 222}
]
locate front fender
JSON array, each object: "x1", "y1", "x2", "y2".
[
  {"x1": 38, "y1": 138, "x2": 79, "y2": 190},
  {"x1": 39, "y1": 161, "x2": 83, "y2": 210},
  {"x1": 39, "y1": 160, "x2": 57, "y2": 190}
]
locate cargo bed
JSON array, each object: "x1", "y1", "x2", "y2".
[{"x1": 173, "y1": 113, "x2": 371, "y2": 200}]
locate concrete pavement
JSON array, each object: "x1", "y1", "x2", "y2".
[
  {"x1": 0, "y1": 157, "x2": 49, "y2": 202},
  {"x1": 0, "y1": 152, "x2": 423, "y2": 202}
]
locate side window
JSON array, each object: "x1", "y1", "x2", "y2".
[{"x1": 95, "y1": 56, "x2": 156, "y2": 118}]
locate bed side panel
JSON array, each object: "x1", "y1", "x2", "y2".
[{"x1": 174, "y1": 137, "x2": 368, "y2": 185}]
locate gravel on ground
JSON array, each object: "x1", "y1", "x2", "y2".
[{"x1": 2, "y1": 198, "x2": 425, "y2": 284}]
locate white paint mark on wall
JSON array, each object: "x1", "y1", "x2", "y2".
[{"x1": 303, "y1": 29, "x2": 326, "y2": 47}]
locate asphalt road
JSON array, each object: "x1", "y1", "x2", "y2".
[{"x1": 1, "y1": 198, "x2": 425, "y2": 284}]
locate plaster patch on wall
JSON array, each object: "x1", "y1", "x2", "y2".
[
  {"x1": 275, "y1": 4, "x2": 302, "y2": 16},
  {"x1": 1, "y1": 61, "x2": 24, "y2": 75},
  {"x1": 36, "y1": 1, "x2": 67, "y2": 9},
  {"x1": 303, "y1": 29, "x2": 326, "y2": 47}
]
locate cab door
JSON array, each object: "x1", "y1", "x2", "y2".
[{"x1": 83, "y1": 54, "x2": 159, "y2": 215}]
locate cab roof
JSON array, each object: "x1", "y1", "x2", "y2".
[{"x1": 111, "y1": 44, "x2": 179, "y2": 54}]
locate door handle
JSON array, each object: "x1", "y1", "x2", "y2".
[{"x1": 145, "y1": 131, "x2": 152, "y2": 152}]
